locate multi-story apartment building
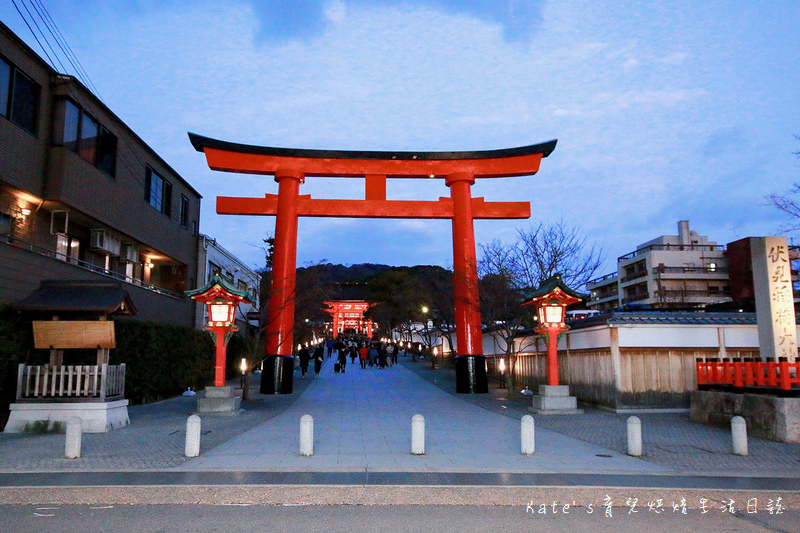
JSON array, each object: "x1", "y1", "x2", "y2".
[
  {"x1": 0, "y1": 22, "x2": 202, "y2": 327},
  {"x1": 196, "y1": 234, "x2": 260, "y2": 334},
  {"x1": 586, "y1": 221, "x2": 731, "y2": 310}
]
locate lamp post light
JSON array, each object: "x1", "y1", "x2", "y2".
[
  {"x1": 240, "y1": 357, "x2": 247, "y2": 389},
  {"x1": 521, "y1": 274, "x2": 587, "y2": 415},
  {"x1": 499, "y1": 357, "x2": 506, "y2": 388},
  {"x1": 186, "y1": 274, "x2": 252, "y2": 388},
  {"x1": 522, "y1": 274, "x2": 585, "y2": 387}
]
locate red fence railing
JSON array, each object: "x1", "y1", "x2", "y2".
[{"x1": 696, "y1": 359, "x2": 800, "y2": 390}]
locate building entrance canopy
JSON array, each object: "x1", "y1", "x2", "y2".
[{"x1": 189, "y1": 132, "x2": 557, "y2": 393}]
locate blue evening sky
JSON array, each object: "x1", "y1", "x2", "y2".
[{"x1": 2, "y1": 1, "x2": 799, "y2": 277}]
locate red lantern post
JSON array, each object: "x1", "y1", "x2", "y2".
[
  {"x1": 187, "y1": 275, "x2": 252, "y2": 387},
  {"x1": 522, "y1": 274, "x2": 585, "y2": 386}
]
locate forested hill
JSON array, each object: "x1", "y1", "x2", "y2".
[{"x1": 295, "y1": 263, "x2": 392, "y2": 284}]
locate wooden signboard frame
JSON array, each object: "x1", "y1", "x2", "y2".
[{"x1": 33, "y1": 321, "x2": 116, "y2": 350}]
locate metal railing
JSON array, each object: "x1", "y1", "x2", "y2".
[
  {"x1": 654, "y1": 266, "x2": 728, "y2": 275},
  {"x1": 16, "y1": 363, "x2": 126, "y2": 402},
  {"x1": 586, "y1": 272, "x2": 619, "y2": 286},
  {"x1": 696, "y1": 359, "x2": 799, "y2": 390},
  {"x1": 1, "y1": 233, "x2": 184, "y2": 299},
  {"x1": 618, "y1": 243, "x2": 725, "y2": 262}
]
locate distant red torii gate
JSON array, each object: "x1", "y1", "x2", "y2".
[
  {"x1": 189, "y1": 133, "x2": 556, "y2": 394},
  {"x1": 324, "y1": 300, "x2": 375, "y2": 338}
]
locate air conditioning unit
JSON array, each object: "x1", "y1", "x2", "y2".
[
  {"x1": 90, "y1": 229, "x2": 121, "y2": 256},
  {"x1": 120, "y1": 243, "x2": 138, "y2": 263}
]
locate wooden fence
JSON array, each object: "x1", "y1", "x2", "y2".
[{"x1": 16, "y1": 363, "x2": 126, "y2": 402}]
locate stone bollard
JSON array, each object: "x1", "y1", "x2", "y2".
[
  {"x1": 521, "y1": 415, "x2": 535, "y2": 455},
  {"x1": 65, "y1": 417, "x2": 82, "y2": 459},
  {"x1": 627, "y1": 416, "x2": 642, "y2": 457},
  {"x1": 185, "y1": 415, "x2": 201, "y2": 458},
  {"x1": 300, "y1": 414, "x2": 314, "y2": 456},
  {"x1": 731, "y1": 416, "x2": 748, "y2": 456},
  {"x1": 411, "y1": 414, "x2": 425, "y2": 455}
]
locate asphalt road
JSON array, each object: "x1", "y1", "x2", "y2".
[{"x1": 1, "y1": 504, "x2": 797, "y2": 533}]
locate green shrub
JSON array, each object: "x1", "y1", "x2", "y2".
[
  {"x1": 0, "y1": 305, "x2": 36, "y2": 426},
  {"x1": 112, "y1": 319, "x2": 215, "y2": 404}
]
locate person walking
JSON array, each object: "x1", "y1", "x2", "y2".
[
  {"x1": 326, "y1": 339, "x2": 335, "y2": 358},
  {"x1": 298, "y1": 346, "x2": 310, "y2": 378},
  {"x1": 359, "y1": 344, "x2": 368, "y2": 369},
  {"x1": 337, "y1": 348, "x2": 348, "y2": 373},
  {"x1": 313, "y1": 346, "x2": 324, "y2": 377},
  {"x1": 378, "y1": 343, "x2": 387, "y2": 369},
  {"x1": 349, "y1": 344, "x2": 357, "y2": 365}
]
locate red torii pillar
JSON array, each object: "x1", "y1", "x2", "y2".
[{"x1": 190, "y1": 133, "x2": 556, "y2": 394}]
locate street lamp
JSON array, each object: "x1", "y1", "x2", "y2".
[
  {"x1": 522, "y1": 273, "x2": 587, "y2": 387},
  {"x1": 240, "y1": 357, "x2": 247, "y2": 389}
]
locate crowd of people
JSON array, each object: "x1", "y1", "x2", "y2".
[{"x1": 296, "y1": 335, "x2": 401, "y2": 378}]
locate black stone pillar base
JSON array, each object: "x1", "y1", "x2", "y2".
[
  {"x1": 260, "y1": 355, "x2": 294, "y2": 394},
  {"x1": 454, "y1": 355, "x2": 488, "y2": 394}
]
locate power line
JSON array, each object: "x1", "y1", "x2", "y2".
[
  {"x1": 10, "y1": 0, "x2": 56, "y2": 69},
  {"x1": 30, "y1": 0, "x2": 103, "y2": 101}
]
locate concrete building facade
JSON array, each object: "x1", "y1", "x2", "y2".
[
  {"x1": 587, "y1": 220, "x2": 730, "y2": 310},
  {"x1": 0, "y1": 22, "x2": 202, "y2": 327},
  {"x1": 195, "y1": 234, "x2": 260, "y2": 333}
]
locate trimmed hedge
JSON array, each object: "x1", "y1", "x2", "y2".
[
  {"x1": 111, "y1": 319, "x2": 215, "y2": 404},
  {"x1": 0, "y1": 306, "x2": 35, "y2": 425},
  {"x1": 0, "y1": 308, "x2": 261, "y2": 424}
]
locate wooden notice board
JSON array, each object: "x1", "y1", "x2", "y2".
[{"x1": 32, "y1": 321, "x2": 116, "y2": 349}]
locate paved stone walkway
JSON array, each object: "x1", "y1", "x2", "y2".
[
  {"x1": 0, "y1": 354, "x2": 798, "y2": 478},
  {"x1": 404, "y1": 358, "x2": 800, "y2": 476},
  {"x1": 183, "y1": 357, "x2": 658, "y2": 472}
]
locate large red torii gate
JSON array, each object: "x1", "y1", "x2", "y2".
[{"x1": 189, "y1": 133, "x2": 556, "y2": 394}]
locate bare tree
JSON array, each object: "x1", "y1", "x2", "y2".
[
  {"x1": 766, "y1": 135, "x2": 800, "y2": 232},
  {"x1": 510, "y1": 219, "x2": 605, "y2": 291},
  {"x1": 479, "y1": 220, "x2": 604, "y2": 391}
]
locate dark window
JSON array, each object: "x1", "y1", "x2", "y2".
[
  {"x1": 55, "y1": 99, "x2": 116, "y2": 177},
  {"x1": 97, "y1": 126, "x2": 117, "y2": 176},
  {"x1": 0, "y1": 58, "x2": 9, "y2": 118},
  {"x1": 180, "y1": 195, "x2": 189, "y2": 227},
  {"x1": 145, "y1": 167, "x2": 172, "y2": 216},
  {"x1": 0, "y1": 57, "x2": 40, "y2": 134},
  {"x1": 62, "y1": 100, "x2": 80, "y2": 149},
  {"x1": 10, "y1": 69, "x2": 39, "y2": 134},
  {"x1": 0, "y1": 212, "x2": 12, "y2": 234},
  {"x1": 78, "y1": 113, "x2": 98, "y2": 164}
]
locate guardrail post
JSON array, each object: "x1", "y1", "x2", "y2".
[
  {"x1": 16, "y1": 364, "x2": 25, "y2": 400},
  {"x1": 65, "y1": 417, "x2": 82, "y2": 459},
  {"x1": 300, "y1": 414, "x2": 314, "y2": 456},
  {"x1": 731, "y1": 416, "x2": 748, "y2": 456},
  {"x1": 185, "y1": 415, "x2": 201, "y2": 457},
  {"x1": 411, "y1": 414, "x2": 425, "y2": 455},
  {"x1": 521, "y1": 415, "x2": 535, "y2": 455},
  {"x1": 778, "y1": 357, "x2": 790, "y2": 390},
  {"x1": 627, "y1": 416, "x2": 642, "y2": 457}
]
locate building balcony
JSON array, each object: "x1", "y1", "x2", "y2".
[
  {"x1": 652, "y1": 266, "x2": 729, "y2": 278},
  {"x1": 586, "y1": 271, "x2": 619, "y2": 288},
  {"x1": 618, "y1": 243, "x2": 726, "y2": 263},
  {"x1": 2, "y1": 232, "x2": 185, "y2": 300}
]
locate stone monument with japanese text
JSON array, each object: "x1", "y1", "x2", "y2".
[{"x1": 751, "y1": 237, "x2": 797, "y2": 362}]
